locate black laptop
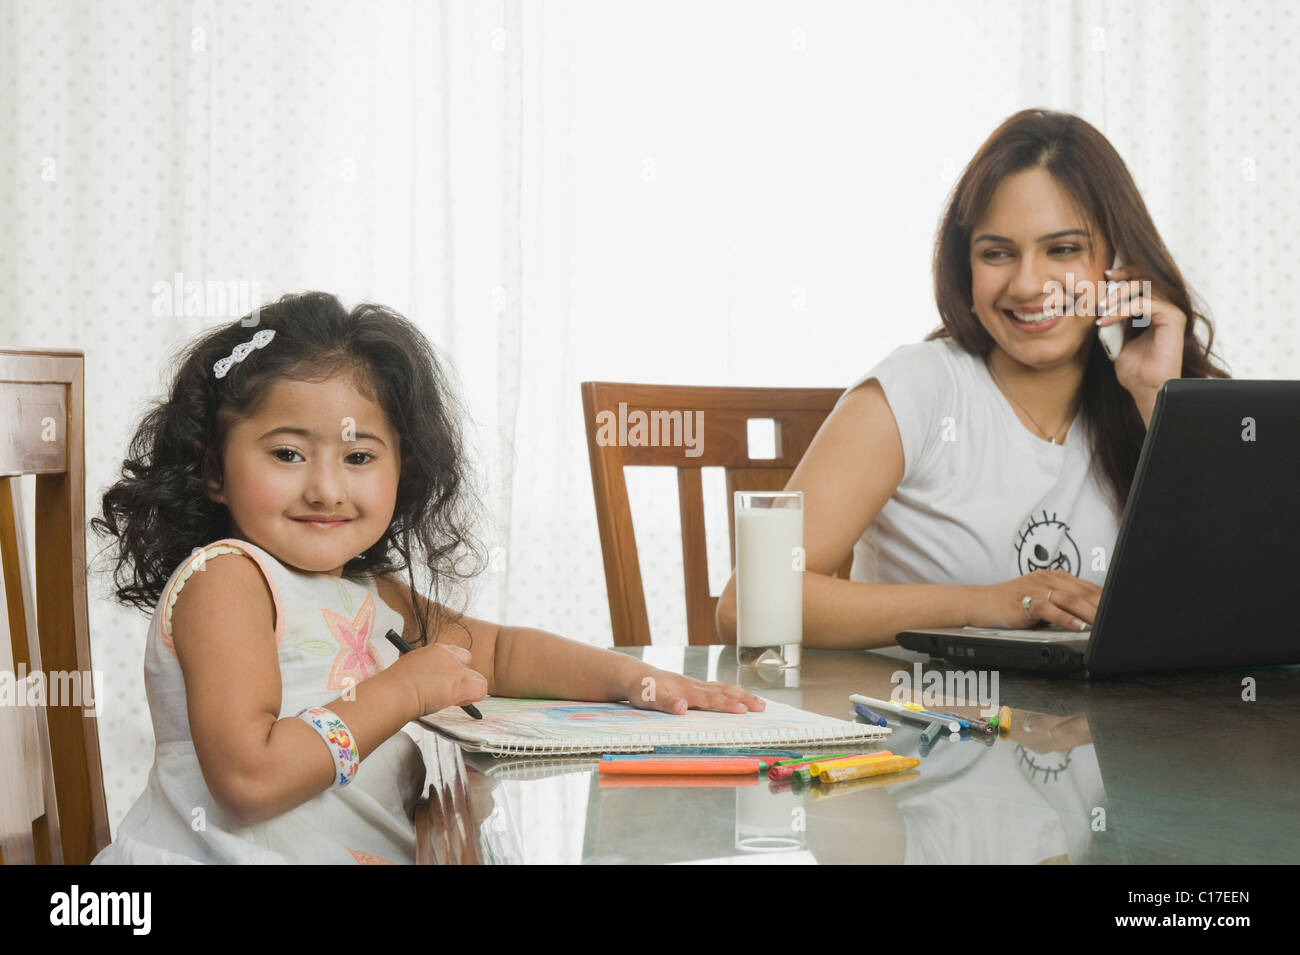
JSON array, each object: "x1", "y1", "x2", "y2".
[{"x1": 895, "y1": 378, "x2": 1299, "y2": 676}]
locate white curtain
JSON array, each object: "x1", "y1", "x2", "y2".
[
  {"x1": 3, "y1": 0, "x2": 1296, "y2": 860},
  {"x1": 0, "y1": 0, "x2": 590, "y2": 858}
]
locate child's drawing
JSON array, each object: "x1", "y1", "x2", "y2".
[{"x1": 540, "y1": 704, "x2": 674, "y2": 722}]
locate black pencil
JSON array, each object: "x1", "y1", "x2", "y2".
[{"x1": 384, "y1": 628, "x2": 484, "y2": 719}]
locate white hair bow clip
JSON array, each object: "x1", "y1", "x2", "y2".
[{"x1": 213, "y1": 329, "x2": 275, "y2": 379}]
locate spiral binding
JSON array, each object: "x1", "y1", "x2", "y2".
[{"x1": 481, "y1": 725, "x2": 890, "y2": 757}]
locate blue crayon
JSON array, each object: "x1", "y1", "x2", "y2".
[
  {"x1": 649, "y1": 746, "x2": 804, "y2": 758},
  {"x1": 853, "y1": 703, "x2": 888, "y2": 727},
  {"x1": 919, "y1": 719, "x2": 944, "y2": 746}
]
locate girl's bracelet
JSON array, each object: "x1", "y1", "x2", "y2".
[{"x1": 296, "y1": 706, "x2": 360, "y2": 787}]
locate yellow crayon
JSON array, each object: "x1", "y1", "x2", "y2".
[
  {"x1": 998, "y1": 705, "x2": 1012, "y2": 733},
  {"x1": 819, "y1": 756, "x2": 921, "y2": 784},
  {"x1": 810, "y1": 771, "x2": 922, "y2": 800},
  {"x1": 808, "y1": 752, "x2": 893, "y2": 776}
]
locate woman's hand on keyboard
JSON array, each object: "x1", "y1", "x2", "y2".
[
  {"x1": 404, "y1": 643, "x2": 490, "y2": 717},
  {"x1": 969, "y1": 570, "x2": 1101, "y2": 631}
]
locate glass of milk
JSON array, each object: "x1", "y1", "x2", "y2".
[{"x1": 733, "y1": 491, "x2": 803, "y2": 668}]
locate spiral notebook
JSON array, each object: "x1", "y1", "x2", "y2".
[{"x1": 415, "y1": 695, "x2": 891, "y2": 756}]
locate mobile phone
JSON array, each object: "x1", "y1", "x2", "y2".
[{"x1": 1097, "y1": 252, "x2": 1128, "y2": 361}]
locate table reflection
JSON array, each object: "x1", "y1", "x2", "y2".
[{"x1": 410, "y1": 646, "x2": 1300, "y2": 864}]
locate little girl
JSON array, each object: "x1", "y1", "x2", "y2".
[{"x1": 89, "y1": 291, "x2": 763, "y2": 864}]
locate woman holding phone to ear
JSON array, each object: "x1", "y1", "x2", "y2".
[{"x1": 717, "y1": 108, "x2": 1231, "y2": 650}]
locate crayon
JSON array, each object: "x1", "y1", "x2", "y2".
[
  {"x1": 772, "y1": 752, "x2": 853, "y2": 767},
  {"x1": 809, "y1": 753, "x2": 895, "y2": 776},
  {"x1": 769, "y1": 752, "x2": 887, "y2": 779},
  {"x1": 809, "y1": 770, "x2": 921, "y2": 799},
  {"x1": 600, "y1": 758, "x2": 780, "y2": 774},
  {"x1": 853, "y1": 703, "x2": 888, "y2": 726},
  {"x1": 817, "y1": 756, "x2": 922, "y2": 784},
  {"x1": 650, "y1": 746, "x2": 804, "y2": 758},
  {"x1": 386, "y1": 629, "x2": 482, "y2": 719},
  {"x1": 598, "y1": 759, "x2": 762, "y2": 775}
]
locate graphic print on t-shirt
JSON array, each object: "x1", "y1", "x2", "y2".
[{"x1": 1014, "y1": 510, "x2": 1082, "y2": 576}]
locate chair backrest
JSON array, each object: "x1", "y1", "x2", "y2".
[
  {"x1": 581, "y1": 381, "x2": 850, "y2": 647},
  {"x1": 0, "y1": 347, "x2": 109, "y2": 864}
]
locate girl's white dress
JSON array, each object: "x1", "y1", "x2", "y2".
[{"x1": 92, "y1": 537, "x2": 426, "y2": 864}]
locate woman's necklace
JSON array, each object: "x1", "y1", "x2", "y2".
[{"x1": 985, "y1": 358, "x2": 1080, "y2": 446}]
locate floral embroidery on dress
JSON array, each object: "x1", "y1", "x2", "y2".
[
  {"x1": 347, "y1": 848, "x2": 395, "y2": 865},
  {"x1": 321, "y1": 592, "x2": 386, "y2": 689}
]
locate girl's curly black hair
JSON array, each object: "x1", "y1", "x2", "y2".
[{"x1": 90, "y1": 291, "x2": 486, "y2": 649}]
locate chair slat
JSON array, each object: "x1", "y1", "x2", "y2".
[
  {"x1": 1, "y1": 476, "x2": 64, "y2": 863},
  {"x1": 0, "y1": 563, "x2": 35, "y2": 864},
  {"x1": 582, "y1": 384, "x2": 653, "y2": 646},
  {"x1": 676, "y1": 469, "x2": 717, "y2": 646},
  {"x1": 583, "y1": 381, "x2": 847, "y2": 646}
]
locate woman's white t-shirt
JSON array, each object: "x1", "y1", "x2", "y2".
[{"x1": 847, "y1": 336, "x2": 1122, "y2": 588}]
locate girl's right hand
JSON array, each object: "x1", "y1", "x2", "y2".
[
  {"x1": 400, "y1": 643, "x2": 489, "y2": 717},
  {"x1": 968, "y1": 570, "x2": 1101, "y2": 632}
]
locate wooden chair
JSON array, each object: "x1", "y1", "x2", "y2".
[
  {"x1": 581, "y1": 382, "x2": 852, "y2": 647},
  {"x1": 0, "y1": 347, "x2": 109, "y2": 864}
]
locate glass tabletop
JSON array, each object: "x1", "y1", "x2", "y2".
[{"x1": 408, "y1": 645, "x2": 1300, "y2": 864}]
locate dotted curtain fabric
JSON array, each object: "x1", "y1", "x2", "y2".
[{"x1": 0, "y1": 0, "x2": 577, "y2": 851}]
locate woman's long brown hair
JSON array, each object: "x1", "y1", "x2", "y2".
[{"x1": 927, "y1": 108, "x2": 1231, "y2": 513}]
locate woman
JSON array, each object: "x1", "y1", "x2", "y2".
[{"x1": 717, "y1": 108, "x2": 1230, "y2": 649}]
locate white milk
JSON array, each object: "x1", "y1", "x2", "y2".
[{"x1": 734, "y1": 506, "x2": 803, "y2": 649}]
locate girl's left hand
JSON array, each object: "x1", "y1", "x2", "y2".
[
  {"x1": 624, "y1": 666, "x2": 767, "y2": 715},
  {"x1": 1096, "y1": 265, "x2": 1186, "y2": 400}
]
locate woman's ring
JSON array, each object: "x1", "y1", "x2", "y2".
[{"x1": 1022, "y1": 595, "x2": 1034, "y2": 620}]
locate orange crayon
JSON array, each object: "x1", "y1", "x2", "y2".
[{"x1": 599, "y1": 774, "x2": 760, "y2": 789}]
